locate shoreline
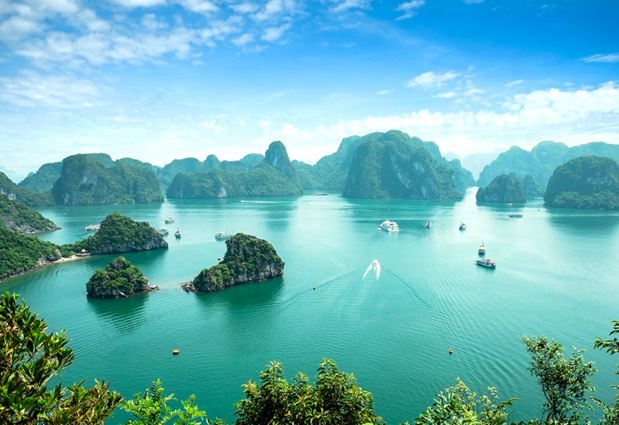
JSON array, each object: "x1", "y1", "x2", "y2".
[{"x1": 0, "y1": 253, "x2": 91, "y2": 285}]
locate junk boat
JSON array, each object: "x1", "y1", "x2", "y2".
[
  {"x1": 478, "y1": 242, "x2": 486, "y2": 255},
  {"x1": 157, "y1": 228, "x2": 169, "y2": 236},
  {"x1": 85, "y1": 224, "x2": 100, "y2": 231},
  {"x1": 379, "y1": 220, "x2": 400, "y2": 232},
  {"x1": 476, "y1": 258, "x2": 496, "y2": 268},
  {"x1": 508, "y1": 212, "x2": 523, "y2": 218},
  {"x1": 215, "y1": 231, "x2": 234, "y2": 240},
  {"x1": 164, "y1": 217, "x2": 175, "y2": 223}
]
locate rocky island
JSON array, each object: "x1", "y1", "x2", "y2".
[
  {"x1": 476, "y1": 174, "x2": 527, "y2": 203},
  {"x1": 86, "y1": 256, "x2": 157, "y2": 298},
  {"x1": 66, "y1": 212, "x2": 168, "y2": 255},
  {"x1": 182, "y1": 233, "x2": 284, "y2": 292},
  {"x1": 544, "y1": 155, "x2": 619, "y2": 210}
]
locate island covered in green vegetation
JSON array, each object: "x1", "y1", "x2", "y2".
[
  {"x1": 476, "y1": 174, "x2": 527, "y2": 203},
  {"x1": 544, "y1": 155, "x2": 619, "y2": 210},
  {"x1": 183, "y1": 233, "x2": 284, "y2": 292},
  {"x1": 86, "y1": 256, "x2": 157, "y2": 298}
]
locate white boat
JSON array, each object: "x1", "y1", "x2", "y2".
[
  {"x1": 215, "y1": 231, "x2": 234, "y2": 240},
  {"x1": 85, "y1": 224, "x2": 100, "y2": 231},
  {"x1": 175, "y1": 229, "x2": 181, "y2": 238},
  {"x1": 459, "y1": 222, "x2": 466, "y2": 231},
  {"x1": 426, "y1": 221, "x2": 432, "y2": 228},
  {"x1": 476, "y1": 258, "x2": 496, "y2": 268},
  {"x1": 164, "y1": 217, "x2": 175, "y2": 223},
  {"x1": 380, "y1": 220, "x2": 399, "y2": 232},
  {"x1": 157, "y1": 228, "x2": 169, "y2": 236},
  {"x1": 478, "y1": 242, "x2": 486, "y2": 255},
  {"x1": 508, "y1": 212, "x2": 523, "y2": 218}
]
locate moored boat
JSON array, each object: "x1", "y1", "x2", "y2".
[
  {"x1": 478, "y1": 242, "x2": 486, "y2": 255},
  {"x1": 175, "y1": 229, "x2": 181, "y2": 238},
  {"x1": 459, "y1": 222, "x2": 466, "y2": 231},
  {"x1": 508, "y1": 212, "x2": 523, "y2": 218},
  {"x1": 164, "y1": 217, "x2": 175, "y2": 223},
  {"x1": 476, "y1": 258, "x2": 496, "y2": 268},
  {"x1": 215, "y1": 231, "x2": 234, "y2": 240},
  {"x1": 158, "y1": 228, "x2": 169, "y2": 236},
  {"x1": 380, "y1": 220, "x2": 400, "y2": 232},
  {"x1": 426, "y1": 221, "x2": 432, "y2": 228},
  {"x1": 85, "y1": 224, "x2": 100, "y2": 231}
]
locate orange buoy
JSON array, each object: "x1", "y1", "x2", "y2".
[
  {"x1": 313, "y1": 286, "x2": 316, "y2": 290},
  {"x1": 449, "y1": 348, "x2": 453, "y2": 355},
  {"x1": 173, "y1": 349, "x2": 180, "y2": 355}
]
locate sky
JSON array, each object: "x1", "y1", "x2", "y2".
[{"x1": 1, "y1": 0, "x2": 619, "y2": 181}]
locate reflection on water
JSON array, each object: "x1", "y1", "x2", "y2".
[{"x1": 87, "y1": 294, "x2": 149, "y2": 334}]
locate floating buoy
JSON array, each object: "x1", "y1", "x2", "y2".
[
  {"x1": 173, "y1": 349, "x2": 180, "y2": 355},
  {"x1": 449, "y1": 348, "x2": 453, "y2": 355},
  {"x1": 313, "y1": 286, "x2": 316, "y2": 290},
  {"x1": 282, "y1": 244, "x2": 285, "y2": 247},
  {"x1": 218, "y1": 258, "x2": 221, "y2": 261}
]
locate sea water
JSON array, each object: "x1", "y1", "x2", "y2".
[{"x1": 3, "y1": 189, "x2": 619, "y2": 424}]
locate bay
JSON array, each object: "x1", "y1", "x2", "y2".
[{"x1": 3, "y1": 188, "x2": 619, "y2": 424}]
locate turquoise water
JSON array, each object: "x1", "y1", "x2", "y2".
[{"x1": 3, "y1": 189, "x2": 619, "y2": 424}]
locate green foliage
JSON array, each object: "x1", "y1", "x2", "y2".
[
  {"x1": 18, "y1": 162, "x2": 63, "y2": 193},
  {"x1": 51, "y1": 154, "x2": 164, "y2": 206},
  {"x1": 64, "y1": 212, "x2": 167, "y2": 255},
  {"x1": 0, "y1": 225, "x2": 62, "y2": 280},
  {"x1": 234, "y1": 358, "x2": 383, "y2": 425},
  {"x1": 476, "y1": 174, "x2": 527, "y2": 203},
  {"x1": 0, "y1": 291, "x2": 121, "y2": 424},
  {"x1": 86, "y1": 256, "x2": 150, "y2": 298},
  {"x1": 593, "y1": 321, "x2": 619, "y2": 425},
  {"x1": 413, "y1": 378, "x2": 515, "y2": 425},
  {"x1": 0, "y1": 171, "x2": 55, "y2": 207},
  {"x1": 544, "y1": 156, "x2": 619, "y2": 210},
  {"x1": 0, "y1": 193, "x2": 59, "y2": 234},
  {"x1": 522, "y1": 335, "x2": 595, "y2": 424},
  {"x1": 121, "y1": 380, "x2": 221, "y2": 425}
]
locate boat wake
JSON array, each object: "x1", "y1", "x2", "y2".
[{"x1": 363, "y1": 260, "x2": 381, "y2": 280}]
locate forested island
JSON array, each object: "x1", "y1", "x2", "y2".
[
  {"x1": 86, "y1": 256, "x2": 157, "y2": 298},
  {"x1": 544, "y1": 156, "x2": 619, "y2": 210},
  {"x1": 182, "y1": 233, "x2": 285, "y2": 292},
  {"x1": 476, "y1": 174, "x2": 527, "y2": 203}
]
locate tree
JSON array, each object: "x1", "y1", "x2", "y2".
[
  {"x1": 121, "y1": 379, "x2": 223, "y2": 425},
  {"x1": 593, "y1": 321, "x2": 619, "y2": 425},
  {"x1": 522, "y1": 335, "x2": 595, "y2": 424},
  {"x1": 0, "y1": 291, "x2": 121, "y2": 424},
  {"x1": 234, "y1": 358, "x2": 383, "y2": 425},
  {"x1": 412, "y1": 378, "x2": 516, "y2": 425}
]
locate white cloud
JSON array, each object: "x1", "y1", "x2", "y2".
[
  {"x1": 254, "y1": 0, "x2": 299, "y2": 22},
  {"x1": 395, "y1": 0, "x2": 425, "y2": 20},
  {"x1": 233, "y1": 33, "x2": 254, "y2": 46},
  {"x1": 582, "y1": 53, "x2": 619, "y2": 63},
  {"x1": 262, "y1": 22, "x2": 291, "y2": 42},
  {"x1": 110, "y1": 0, "x2": 167, "y2": 7},
  {"x1": 178, "y1": 0, "x2": 219, "y2": 14},
  {"x1": 376, "y1": 89, "x2": 395, "y2": 95},
  {"x1": 506, "y1": 79, "x2": 525, "y2": 87},
  {"x1": 407, "y1": 71, "x2": 460, "y2": 89},
  {"x1": 331, "y1": 0, "x2": 372, "y2": 13},
  {"x1": 463, "y1": 0, "x2": 483, "y2": 4},
  {"x1": 230, "y1": 2, "x2": 259, "y2": 14}
]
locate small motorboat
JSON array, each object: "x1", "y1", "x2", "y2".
[
  {"x1": 175, "y1": 229, "x2": 181, "y2": 238},
  {"x1": 476, "y1": 258, "x2": 496, "y2": 268},
  {"x1": 459, "y1": 222, "x2": 466, "y2": 231},
  {"x1": 426, "y1": 221, "x2": 432, "y2": 228},
  {"x1": 164, "y1": 217, "x2": 175, "y2": 223},
  {"x1": 478, "y1": 242, "x2": 486, "y2": 255}
]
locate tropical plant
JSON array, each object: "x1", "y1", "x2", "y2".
[
  {"x1": 593, "y1": 321, "x2": 619, "y2": 425},
  {"x1": 522, "y1": 335, "x2": 596, "y2": 424},
  {"x1": 0, "y1": 291, "x2": 121, "y2": 424}
]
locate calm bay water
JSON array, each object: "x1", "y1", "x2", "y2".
[{"x1": 3, "y1": 189, "x2": 619, "y2": 424}]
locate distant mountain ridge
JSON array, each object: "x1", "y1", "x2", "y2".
[{"x1": 478, "y1": 141, "x2": 619, "y2": 190}]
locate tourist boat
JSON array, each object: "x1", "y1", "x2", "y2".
[
  {"x1": 164, "y1": 217, "x2": 175, "y2": 223},
  {"x1": 426, "y1": 221, "x2": 432, "y2": 228},
  {"x1": 478, "y1": 241, "x2": 486, "y2": 255},
  {"x1": 508, "y1": 212, "x2": 523, "y2": 218},
  {"x1": 313, "y1": 192, "x2": 328, "y2": 196},
  {"x1": 215, "y1": 231, "x2": 234, "y2": 240},
  {"x1": 476, "y1": 258, "x2": 496, "y2": 268},
  {"x1": 85, "y1": 224, "x2": 100, "y2": 231},
  {"x1": 459, "y1": 222, "x2": 466, "y2": 231},
  {"x1": 175, "y1": 229, "x2": 181, "y2": 238},
  {"x1": 380, "y1": 220, "x2": 400, "y2": 232},
  {"x1": 157, "y1": 228, "x2": 169, "y2": 236}
]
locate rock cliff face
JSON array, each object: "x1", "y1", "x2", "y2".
[
  {"x1": 86, "y1": 256, "x2": 158, "y2": 298},
  {"x1": 183, "y1": 233, "x2": 284, "y2": 292},
  {"x1": 52, "y1": 154, "x2": 164, "y2": 206},
  {"x1": 0, "y1": 194, "x2": 60, "y2": 234},
  {"x1": 342, "y1": 131, "x2": 462, "y2": 200},
  {"x1": 544, "y1": 155, "x2": 619, "y2": 210},
  {"x1": 476, "y1": 174, "x2": 527, "y2": 203},
  {"x1": 74, "y1": 212, "x2": 168, "y2": 255}
]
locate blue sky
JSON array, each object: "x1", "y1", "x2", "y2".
[{"x1": 1, "y1": 0, "x2": 618, "y2": 180}]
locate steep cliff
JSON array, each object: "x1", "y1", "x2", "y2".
[
  {"x1": 544, "y1": 156, "x2": 619, "y2": 210},
  {"x1": 68, "y1": 212, "x2": 168, "y2": 255},
  {"x1": 51, "y1": 154, "x2": 164, "y2": 206},
  {"x1": 86, "y1": 256, "x2": 157, "y2": 298},
  {"x1": 476, "y1": 174, "x2": 527, "y2": 203},
  {"x1": 0, "y1": 172, "x2": 55, "y2": 207},
  {"x1": 183, "y1": 233, "x2": 284, "y2": 292},
  {"x1": 342, "y1": 132, "x2": 463, "y2": 200}
]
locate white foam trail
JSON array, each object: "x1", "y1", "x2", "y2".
[{"x1": 363, "y1": 260, "x2": 380, "y2": 280}]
